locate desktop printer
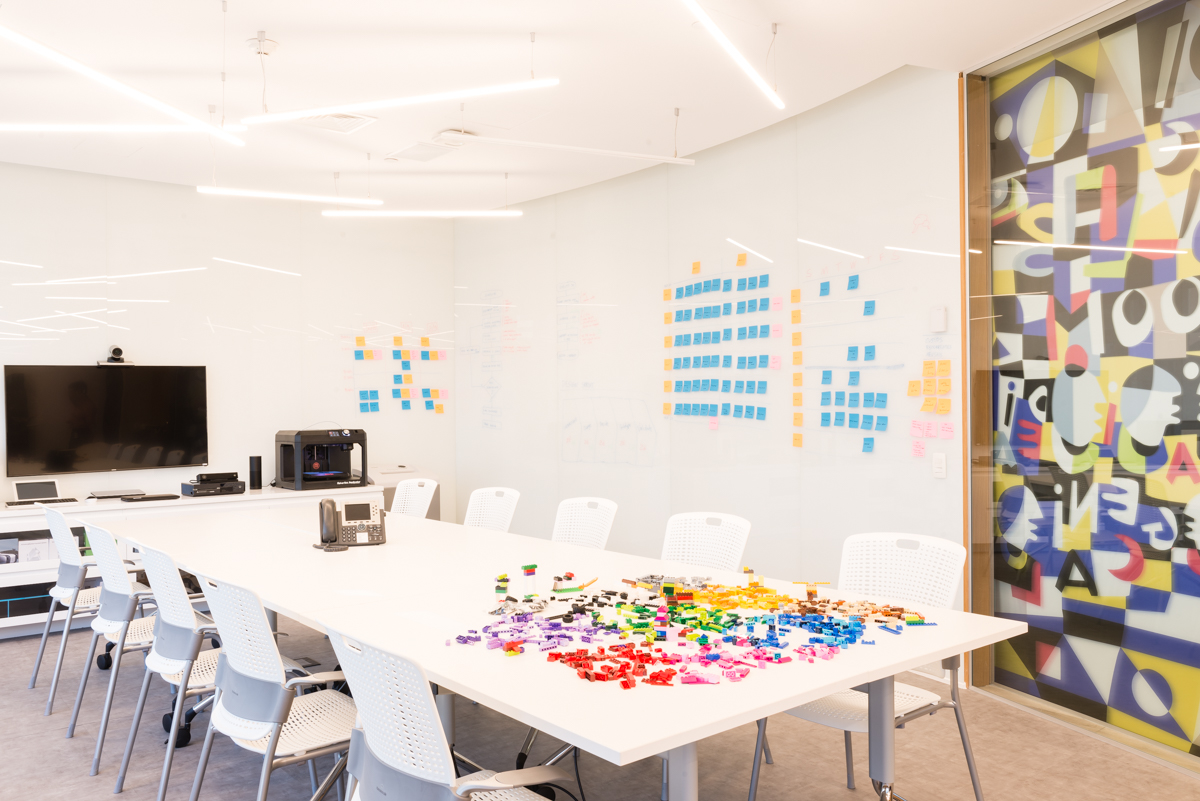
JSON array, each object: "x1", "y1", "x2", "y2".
[{"x1": 275, "y1": 429, "x2": 369, "y2": 491}]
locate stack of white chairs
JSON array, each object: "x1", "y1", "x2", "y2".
[{"x1": 463, "y1": 487, "x2": 520, "y2": 532}]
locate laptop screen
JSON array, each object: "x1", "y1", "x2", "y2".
[{"x1": 15, "y1": 480, "x2": 58, "y2": 500}]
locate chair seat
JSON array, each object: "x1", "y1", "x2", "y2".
[
  {"x1": 457, "y1": 771, "x2": 563, "y2": 800},
  {"x1": 786, "y1": 682, "x2": 942, "y2": 733},
  {"x1": 48, "y1": 584, "x2": 103, "y2": 607},
  {"x1": 233, "y1": 689, "x2": 357, "y2": 757},
  {"x1": 159, "y1": 649, "x2": 306, "y2": 688},
  {"x1": 96, "y1": 611, "x2": 156, "y2": 644}
]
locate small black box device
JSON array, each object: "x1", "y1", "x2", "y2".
[
  {"x1": 182, "y1": 479, "x2": 246, "y2": 496},
  {"x1": 275, "y1": 429, "x2": 368, "y2": 491},
  {"x1": 196, "y1": 471, "x2": 239, "y2": 483}
]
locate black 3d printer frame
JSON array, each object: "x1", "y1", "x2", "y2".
[{"x1": 274, "y1": 429, "x2": 368, "y2": 491}]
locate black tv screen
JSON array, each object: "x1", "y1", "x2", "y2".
[{"x1": 4, "y1": 365, "x2": 208, "y2": 477}]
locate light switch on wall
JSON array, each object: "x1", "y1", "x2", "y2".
[{"x1": 932, "y1": 452, "x2": 947, "y2": 478}]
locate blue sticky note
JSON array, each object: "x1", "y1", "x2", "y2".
[
  {"x1": 759, "y1": 325, "x2": 770, "y2": 338},
  {"x1": 699, "y1": 355, "x2": 708, "y2": 368},
  {"x1": 701, "y1": 307, "x2": 710, "y2": 320},
  {"x1": 674, "y1": 335, "x2": 683, "y2": 347},
  {"x1": 849, "y1": 371, "x2": 860, "y2": 386},
  {"x1": 401, "y1": 400, "x2": 411, "y2": 410},
  {"x1": 712, "y1": 330, "x2": 720, "y2": 342},
  {"x1": 370, "y1": 401, "x2": 380, "y2": 412},
  {"x1": 701, "y1": 331, "x2": 710, "y2": 344},
  {"x1": 822, "y1": 370, "x2": 832, "y2": 385},
  {"x1": 421, "y1": 351, "x2": 430, "y2": 360},
  {"x1": 693, "y1": 282, "x2": 701, "y2": 295},
  {"x1": 875, "y1": 393, "x2": 887, "y2": 409},
  {"x1": 748, "y1": 276, "x2": 758, "y2": 290},
  {"x1": 745, "y1": 381, "x2": 756, "y2": 395},
  {"x1": 723, "y1": 355, "x2": 732, "y2": 367},
  {"x1": 359, "y1": 402, "x2": 370, "y2": 412},
  {"x1": 721, "y1": 402, "x2": 731, "y2": 415},
  {"x1": 722, "y1": 380, "x2": 731, "y2": 392},
  {"x1": 744, "y1": 405, "x2": 755, "y2": 418},
  {"x1": 393, "y1": 375, "x2": 403, "y2": 384},
  {"x1": 849, "y1": 393, "x2": 859, "y2": 408},
  {"x1": 875, "y1": 416, "x2": 888, "y2": 431},
  {"x1": 369, "y1": 390, "x2": 379, "y2": 400},
  {"x1": 737, "y1": 301, "x2": 746, "y2": 314},
  {"x1": 821, "y1": 412, "x2": 831, "y2": 426},
  {"x1": 703, "y1": 280, "x2": 711, "y2": 292},
  {"x1": 674, "y1": 310, "x2": 683, "y2": 322},
  {"x1": 748, "y1": 326, "x2": 758, "y2": 340},
  {"x1": 759, "y1": 274, "x2": 769, "y2": 288},
  {"x1": 683, "y1": 333, "x2": 692, "y2": 346},
  {"x1": 735, "y1": 380, "x2": 745, "y2": 393},
  {"x1": 848, "y1": 346, "x2": 859, "y2": 361},
  {"x1": 700, "y1": 379, "x2": 709, "y2": 391},
  {"x1": 723, "y1": 328, "x2": 732, "y2": 341},
  {"x1": 863, "y1": 437, "x2": 874, "y2": 453},
  {"x1": 737, "y1": 356, "x2": 747, "y2": 369},
  {"x1": 864, "y1": 300, "x2": 875, "y2": 316},
  {"x1": 759, "y1": 355, "x2": 769, "y2": 368},
  {"x1": 756, "y1": 407, "x2": 766, "y2": 421},
  {"x1": 848, "y1": 275, "x2": 859, "y2": 290},
  {"x1": 834, "y1": 412, "x2": 845, "y2": 426},
  {"x1": 673, "y1": 358, "x2": 681, "y2": 369},
  {"x1": 821, "y1": 391, "x2": 831, "y2": 406},
  {"x1": 849, "y1": 414, "x2": 860, "y2": 429},
  {"x1": 683, "y1": 309, "x2": 692, "y2": 321},
  {"x1": 355, "y1": 350, "x2": 364, "y2": 360},
  {"x1": 675, "y1": 381, "x2": 683, "y2": 392},
  {"x1": 392, "y1": 388, "x2": 402, "y2": 398},
  {"x1": 865, "y1": 345, "x2": 875, "y2": 361},
  {"x1": 681, "y1": 357, "x2": 689, "y2": 368},
  {"x1": 723, "y1": 279, "x2": 732, "y2": 291},
  {"x1": 757, "y1": 381, "x2": 766, "y2": 394},
  {"x1": 723, "y1": 303, "x2": 732, "y2": 316},
  {"x1": 692, "y1": 403, "x2": 700, "y2": 415},
  {"x1": 402, "y1": 360, "x2": 411, "y2": 370},
  {"x1": 835, "y1": 391, "x2": 846, "y2": 406},
  {"x1": 734, "y1": 405, "x2": 744, "y2": 418},
  {"x1": 761, "y1": 296, "x2": 770, "y2": 309},
  {"x1": 747, "y1": 357, "x2": 757, "y2": 370},
  {"x1": 422, "y1": 388, "x2": 431, "y2": 398},
  {"x1": 863, "y1": 392, "x2": 875, "y2": 408},
  {"x1": 700, "y1": 403, "x2": 709, "y2": 416},
  {"x1": 685, "y1": 284, "x2": 694, "y2": 297},
  {"x1": 820, "y1": 281, "x2": 830, "y2": 297},
  {"x1": 674, "y1": 404, "x2": 682, "y2": 415},
  {"x1": 862, "y1": 414, "x2": 874, "y2": 430},
  {"x1": 359, "y1": 390, "x2": 369, "y2": 400},
  {"x1": 747, "y1": 299, "x2": 758, "y2": 313},
  {"x1": 737, "y1": 278, "x2": 747, "y2": 291},
  {"x1": 675, "y1": 287, "x2": 684, "y2": 299},
  {"x1": 392, "y1": 350, "x2": 402, "y2": 360},
  {"x1": 692, "y1": 379, "x2": 700, "y2": 391},
  {"x1": 738, "y1": 327, "x2": 747, "y2": 340}
]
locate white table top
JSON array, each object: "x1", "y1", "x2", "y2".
[{"x1": 113, "y1": 506, "x2": 1025, "y2": 766}]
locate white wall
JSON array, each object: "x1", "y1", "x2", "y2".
[
  {"x1": 453, "y1": 66, "x2": 965, "y2": 595},
  {"x1": 0, "y1": 161, "x2": 458, "y2": 516}
]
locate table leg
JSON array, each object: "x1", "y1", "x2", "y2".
[
  {"x1": 868, "y1": 675, "x2": 906, "y2": 801},
  {"x1": 666, "y1": 742, "x2": 698, "y2": 801}
]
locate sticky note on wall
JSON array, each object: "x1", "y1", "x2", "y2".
[
  {"x1": 937, "y1": 398, "x2": 952, "y2": 414},
  {"x1": 792, "y1": 331, "x2": 802, "y2": 346},
  {"x1": 793, "y1": 433, "x2": 803, "y2": 447},
  {"x1": 792, "y1": 352, "x2": 802, "y2": 365},
  {"x1": 736, "y1": 253, "x2": 747, "y2": 266},
  {"x1": 919, "y1": 397, "x2": 936, "y2": 412},
  {"x1": 938, "y1": 378, "x2": 951, "y2": 394},
  {"x1": 793, "y1": 373, "x2": 802, "y2": 386},
  {"x1": 937, "y1": 360, "x2": 951, "y2": 376},
  {"x1": 922, "y1": 360, "x2": 936, "y2": 377},
  {"x1": 692, "y1": 261, "x2": 702, "y2": 274},
  {"x1": 421, "y1": 337, "x2": 430, "y2": 347},
  {"x1": 663, "y1": 289, "x2": 671, "y2": 301},
  {"x1": 791, "y1": 289, "x2": 801, "y2": 303},
  {"x1": 793, "y1": 413, "x2": 803, "y2": 426},
  {"x1": 791, "y1": 309, "x2": 802, "y2": 324},
  {"x1": 355, "y1": 336, "x2": 365, "y2": 346},
  {"x1": 924, "y1": 378, "x2": 936, "y2": 395},
  {"x1": 908, "y1": 380, "x2": 921, "y2": 396},
  {"x1": 393, "y1": 336, "x2": 403, "y2": 346},
  {"x1": 793, "y1": 392, "x2": 803, "y2": 406}
]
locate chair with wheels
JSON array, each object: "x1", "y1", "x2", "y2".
[
  {"x1": 187, "y1": 574, "x2": 356, "y2": 801},
  {"x1": 463, "y1": 487, "x2": 520, "y2": 532},
  {"x1": 326, "y1": 625, "x2": 578, "y2": 801},
  {"x1": 746, "y1": 532, "x2": 981, "y2": 801},
  {"x1": 65, "y1": 522, "x2": 157, "y2": 778},
  {"x1": 389, "y1": 478, "x2": 439, "y2": 518},
  {"x1": 660, "y1": 512, "x2": 751, "y2": 572},
  {"x1": 30, "y1": 506, "x2": 102, "y2": 716},
  {"x1": 551, "y1": 497, "x2": 618, "y2": 549}
]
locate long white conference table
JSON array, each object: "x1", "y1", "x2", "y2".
[{"x1": 103, "y1": 502, "x2": 1024, "y2": 801}]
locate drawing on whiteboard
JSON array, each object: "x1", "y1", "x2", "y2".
[{"x1": 561, "y1": 398, "x2": 654, "y2": 465}]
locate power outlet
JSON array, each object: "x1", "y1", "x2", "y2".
[{"x1": 932, "y1": 452, "x2": 947, "y2": 479}]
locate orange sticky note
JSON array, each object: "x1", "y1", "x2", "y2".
[
  {"x1": 937, "y1": 360, "x2": 951, "y2": 376},
  {"x1": 435, "y1": 404, "x2": 444, "y2": 414},
  {"x1": 938, "y1": 378, "x2": 951, "y2": 394},
  {"x1": 401, "y1": 350, "x2": 410, "y2": 360},
  {"x1": 664, "y1": 312, "x2": 673, "y2": 324},
  {"x1": 908, "y1": 380, "x2": 921, "y2": 396},
  {"x1": 922, "y1": 360, "x2": 935, "y2": 377},
  {"x1": 736, "y1": 253, "x2": 747, "y2": 267},
  {"x1": 919, "y1": 397, "x2": 937, "y2": 412},
  {"x1": 923, "y1": 378, "x2": 936, "y2": 395},
  {"x1": 793, "y1": 392, "x2": 803, "y2": 406},
  {"x1": 421, "y1": 337, "x2": 430, "y2": 347},
  {"x1": 664, "y1": 381, "x2": 672, "y2": 392},
  {"x1": 665, "y1": 359, "x2": 673, "y2": 371},
  {"x1": 793, "y1": 413, "x2": 804, "y2": 427},
  {"x1": 692, "y1": 261, "x2": 701, "y2": 274},
  {"x1": 792, "y1": 351, "x2": 803, "y2": 365},
  {"x1": 663, "y1": 289, "x2": 671, "y2": 301},
  {"x1": 392, "y1": 336, "x2": 403, "y2": 346},
  {"x1": 403, "y1": 374, "x2": 412, "y2": 384},
  {"x1": 663, "y1": 403, "x2": 672, "y2": 414},
  {"x1": 937, "y1": 398, "x2": 952, "y2": 414},
  {"x1": 793, "y1": 433, "x2": 803, "y2": 447},
  {"x1": 355, "y1": 336, "x2": 365, "y2": 347},
  {"x1": 400, "y1": 389, "x2": 410, "y2": 399},
  {"x1": 793, "y1": 373, "x2": 803, "y2": 386},
  {"x1": 430, "y1": 351, "x2": 439, "y2": 361},
  {"x1": 364, "y1": 350, "x2": 374, "y2": 360},
  {"x1": 431, "y1": 389, "x2": 440, "y2": 399},
  {"x1": 791, "y1": 289, "x2": 801, "y2": 303},
  {"x1": 792, "y1": 331, "x2": 802, "y2": 346},
  {"x1": 791, "y1": 310, "x2": 802, "y2": 324},
  {"x1": 665, "y1": 336, "x2": 673, "y2": 348}
]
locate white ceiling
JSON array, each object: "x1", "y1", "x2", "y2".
[{"x1": 0, "y1": 0, "x2": 1117, "y2": 209}]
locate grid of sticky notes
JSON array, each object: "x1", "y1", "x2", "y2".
[
  {"x1": 908, "y1": 360, "x2": 953, "y2": 457},
  {"x1": 790, "y1": 287, "x2": 802, "y2": 446},
  {"x1": 812, "y1": 274, "x2": 886, "y2": 453},
  {"x1": 663, "y1": 265, "x2": 780, "y2": 424},
  {"x1": 354, "y1": 334, "x2": 449, "y2": 414}
]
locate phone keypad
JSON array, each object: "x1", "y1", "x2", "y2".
[{"x1": 340, "y1": 523, "x2": 384, "y2": 544}]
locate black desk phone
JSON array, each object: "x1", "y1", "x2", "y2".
[{"x1": 317, "y1": 498, "x2": 385, "y2": 548}]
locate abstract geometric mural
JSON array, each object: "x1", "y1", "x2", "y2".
[{"x1": 991, "y1": 0, "x2": 1200, "y2": 755}]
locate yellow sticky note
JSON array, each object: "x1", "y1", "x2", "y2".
[
  {"x1": 664, "y1": 312, "x2": 673, "y2": 324},
  {"x1": 663, "y1": 403, "x2": 672, "y2": 414},
  {"x1": 401, "y1": 389, "x2": 410, "y2": 399},
  {"x1": 791, "y1": 289, "x2": 801, "y2": 303},
  {"x1": 791, "y1": 332, "x2": 802, "y2": 346},
  {"x1": 736, "y1": 253, "x2": 747, "y2": 267},
  {"x1": 908, "y1": 380, "x2": 922, "y2": 396},
  {"x1": 692, "y1": 261, "x2": 701, "y2": 274},
  {"x1": 392, "y1": 336, "x2": 402, "y2": 346},
  {"x1": 403, "y1": 374, "x2": 412, "y2": 384},
  {"x1": 665, "y1": 381, "x2": 672, "y2": 392},
  {"x1": 792, "y1": 351, "x2": 803, "y2": 365},
  {"x1": 792, "y1": 433, "x2": 803, "y2": 448},
  {"x1": 663, "y1": 289, "x2": 671, "y2": 301},
  {"x1": 938, "y1": 378, "x2": 951, "y2": 394},
  {"x1": 431, "y1": 389, "x2": 440, "y2": 399},
  {"x1": 435, "y1": 404, "x2": 444, "y2": 414},
  {"x1": 791, "y1": 309, "x2": 802, "y2": 324},
  {"x1": 665, "y1": 359, "x2": 673, "y2": 371},
  {"x1": 401, "y1": 350, "x2": 410, "y2": 360},
  {"x1": 923, "y1": 378, "x2": 936, "y2": 395},
  {"x1": 937, "y1": 398, "x2": 952, "y2": 414},
  {"x1": 793, "y1": 413, "x2": 803, "y2": 427},
  {"x1": 919, "y1": 397, "x2": 937, "y2": 413},
  {"x1": 355, "y1": 336, "x2": 365, "y2": 347},
  {"x1": 793, "y1": 373, "x2": 803, "y2": 386},
  {"x1": 364, "y1": 350, "x2": 374, "y2": 360},
  {"x1": 922, "y1": 360, "x2": 935, "y2": 377},
  {"x1": 937, "y1": 360, "x2": 951, "y2": 377},
  {"x1": 430, "y1": 351, "x2": 439, "y2": 361},
  {"x1": 421, "y1": 337, "x2": 430, "y2": 347},
  {"x1": 665, "y1": 336, "x2": 673, "y2": 348},
  {"x1": 793, "y1": 392, "x2": 803, "y2": 406}
]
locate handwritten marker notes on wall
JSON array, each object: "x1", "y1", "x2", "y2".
[
  {"x1": 923, "y1": 378, "x2": 936, "y2": 395},
  {"x1": 924, "y1": 421, "x2": 937, "y2": 437},
  {"x1": 922, "y1": 360, "x2": 936, "y2": 377},
  {"x1": 937, "y1": 360, "x2": 951, "y2": 376},
  {"x1": 908, "y1": 380, "x2": 921, "y2": 396},
  {"x1": 937, "y1": 398, "x2": 952, "y2": 414},
  {"x1": 909, "y1": 420, "x2": 923, "y2": 437},
  {"x1": 912, "y1": 440, "x2": 926, "y2": 457},
  {"x1": 938, "y1": 378, "x2": 951, "y2": 394},
  {"x1": 940, "y1": 422, "x2": 955, "y2": 439},
  {"x1": 919, "y1": 397, "x2": 937, "y2": 412}
]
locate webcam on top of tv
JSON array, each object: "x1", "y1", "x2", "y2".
[{"x1": 98, "y1": 345, "x2": 133, "y2": 366}]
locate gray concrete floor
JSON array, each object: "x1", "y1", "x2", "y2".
[{"x1": 6, "y1": 615, "x2": 1199, "y2": 801}]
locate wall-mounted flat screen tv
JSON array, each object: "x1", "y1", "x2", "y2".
[{"x1": 4, "y1": 365, "x2": 208, "y2": 477}]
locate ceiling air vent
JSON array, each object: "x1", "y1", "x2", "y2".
[{"x1": 297, "y1": 113, "x2": 377, "y2": 134}]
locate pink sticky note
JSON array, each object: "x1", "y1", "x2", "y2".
[
  {"x1": 373, "y1": 349, "x2": 383, "y2": 360},
  {"x1": 771, "y1": 297, "x2": 783, "y2": 311},
  {"x1": 912, "y1": 440, "x2": 926, "y2": 457},
  {"x1": 771, "y1": 324, "x2": 782, "y2": 338},
  {"x1": 909, "y1": 420, "x2": 923, "y2": 437},
  {"x1": 924, "y1": 421, "x2": 938, "y2": 438},
  {"x1": 769, "y1": 355, "x2": 782, "y2": 369},
  {"x1": 441, "y1": 389, "x2": 449, "y2": 399},
  {"x1": 708, "y1": 417, "x2": 718, "y2": 430},
  {"x1": 940, "y1": 422, "x2": 954, "y2": 439},
  {"x1": 439, "y1": 349, "x2": 448, "y2": 360}
]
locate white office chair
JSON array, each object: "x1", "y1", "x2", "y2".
[
  {"x1": 551, "y1": 497, "x2": 618, "y2": 549},
  {"x1": 326, "y1": 626, "x2": 575, "y2": 801},
  {"x1": 188, "y1": 575, "x2": 356, "y2": 801},
  {"x1": 748, "y1": 533, "x2": 981, "y2": 801},
  {"x1": 66, "y1": 522, "x2": 157, "y2": 778},
  {"x1": 29, "y1": 507, "x2": 102, "y2": 715},
  {"x1": 660, "y1": 512, "x2": 751, "y2": 572},
  {"x1": 463, "y1": 487, "x2": 520, "y2": 532},
  {"x1": 390, "y1": 478, "x2": 439, "y2": 518}
]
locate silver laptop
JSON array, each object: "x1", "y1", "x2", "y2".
[{"x1": 5, "y1": 479, "x2": 79, "y2": 508}]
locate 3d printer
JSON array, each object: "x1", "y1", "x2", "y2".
[{"x1": 275, "y1": 429, "x2": 369, "y2": 491}]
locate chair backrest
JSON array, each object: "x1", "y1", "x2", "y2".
[
  {"x1": 551, "y1": 497, "x2": 618, "y2": 549},
  {"x1": 660, "y1": 512, "x2": 751, "y2": 572},
  {"x1": 463, "y1": 487, "x2": 520, "y2": 532},
  {"x1": 83, "y1": 522, "x2": 136, "y2": 596},
  {"x1": 137, "y1": 543, "x2": 200, "y2": 630},
  {"x1": 42, "y1": 506, "x2": 82, "y2": 568},
  {"x1": 837, "y1": 532, "x2": 965, "y2": 609},
  {"x1": 390, "y1": 478, "x2": 438, "y2": 518},
  {"x1": 195, "y1": 574, "x2": 285, "y2": 684},
  {"x1": 327, "y1": 627, "x2": 455, "y2": 787}
]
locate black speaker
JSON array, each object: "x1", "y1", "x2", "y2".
[{"x1": 248, "y1": 456, "x2": 262, "y2": 490}]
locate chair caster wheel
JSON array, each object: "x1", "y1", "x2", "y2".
[
  {"x1": 162, "y1": 713, "x2": 174, "y2": 733},
  {"x1": 173, "y1": 725, "x2": 191, "y2": 748},
  {"x1": 96, "y1": 652, "x2": 113, "y2": 670},
  {"x1": 871, "y1": 780, "x2": 908, "y2": 801}
]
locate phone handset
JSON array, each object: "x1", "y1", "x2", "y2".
[{"x1": 314, "y1": 499, "x2": 348, "y2": 551}]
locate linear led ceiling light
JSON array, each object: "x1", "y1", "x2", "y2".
[
  {"x1": 212, "y1": 257, "x2": 301, "y2": 277},
  {"x1": 0, "y1": 24, "x2": 244, "y2": 146},
  {"x1": 323, "y1": 210, "x2": 522, "y2": 218},
  {"x1": 884, "y1": 246, "x2": 959, "y2": 258},
  {"x1": 241, "y1": 78, "x2": 559, "y2": 125},
  {"x1": 726, "y1": 238, "x2": 772, "y2": 263},
  {"x1": 679, "y1": 0, "x2": 784, "y2": 109},
  {"x1": 0, "y1": 123, "x2": 247, "y2": 133},
  {"x1": 437, "y1": 131, "x2": 695, "y2": 165},
  {"x1": 0, "y1": 259, "x2": 42, "y2": 268},
  {"x1": 197, "y1": 186, "x2": 382, "y2": 205},
  {"x1": 797, "y1": 238, "x2": 863, "y2": 259},
  {"x1": 993, "y1": 239, "x2": 1187, "y2": 255}
]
